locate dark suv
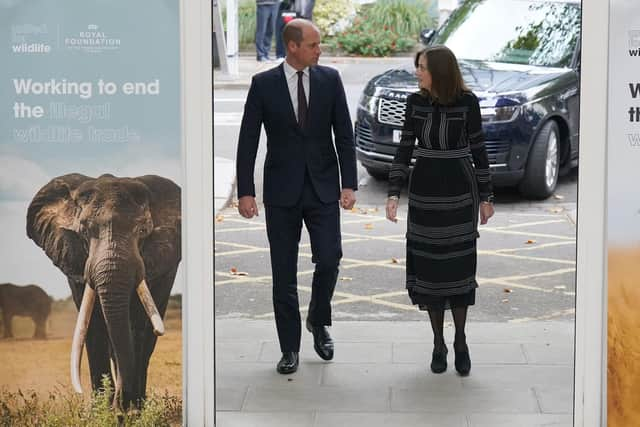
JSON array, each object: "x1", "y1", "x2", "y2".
[{"x1": 354, "y1": 0, "x2": 581, "y2": 198}]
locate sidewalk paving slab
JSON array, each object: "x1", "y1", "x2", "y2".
[{"x1": 215, "y1": 319, "x2": 574, "y2": 427}]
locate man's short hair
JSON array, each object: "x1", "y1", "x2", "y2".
[{"x1": 282, "y1": 21, "x2": 305, "y2": 47}]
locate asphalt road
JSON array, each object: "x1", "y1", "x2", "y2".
[{"x1": 214, "y1": 58, "x2": 578, "y2": 323}]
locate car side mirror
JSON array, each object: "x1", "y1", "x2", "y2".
[{"x1": 420, "y1": 29, "x2": 435, "y2": 45}]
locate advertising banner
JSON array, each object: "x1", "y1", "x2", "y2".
[
  {"x1": 607, "y1": 0, "x2": 640, "y2": 424},
  {"x1": 0, "y1": 0, "x2": 183, "y2": 423}
]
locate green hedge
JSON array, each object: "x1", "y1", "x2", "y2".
[
  {"x1": 221, "y1": 0, "x2": 257, "y2": 48},
  {"x1": 222, "y1": 0, "x2": 435, "y2": 55},
  {"x1": 332, "y1": 0, "x2": 435, "y2": 56}
]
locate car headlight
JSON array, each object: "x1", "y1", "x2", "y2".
[
  {"x1": 357, "y1": 94, "x2": 378, "y2": 114},
  {"x1": 480, "y1": 98, "x2": 521, "y2": 123}
]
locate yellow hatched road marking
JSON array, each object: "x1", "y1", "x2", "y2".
[
  {"x1": 493, "y1": 219, "x2": 567, "y2": 229},
  {"x1": 480, "y1": 228, "x2": 575, "y2": 240},
  {"x1": 478, "y1": 251, "x2": 575, "y2": 265},
  {"x1": 215, "y1": 226, "x2": 266, "y2": 233}
]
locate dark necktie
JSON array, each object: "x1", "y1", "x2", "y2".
[{"x1": 297, "y1": 70, "x2": 308, "y2": 128}]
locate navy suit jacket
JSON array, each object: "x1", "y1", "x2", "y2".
[{"x1": 236, "y1": 63, "x2": 357, "y2": 207}]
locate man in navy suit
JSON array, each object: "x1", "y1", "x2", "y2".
[{"x1": 236, "y1": 19, "x2": 357, "y2": 374}]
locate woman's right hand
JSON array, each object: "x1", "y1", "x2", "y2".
[{"x1": 386, "y1": 198, "x2": 399, "y2": 223}]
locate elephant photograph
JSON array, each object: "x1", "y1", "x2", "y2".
[
  {"x1": 25, "y1": 173, "x2": 182, "y2": 410},
  {"x1": 0, "y1": 282, "x2": 52, "y2": 339}
]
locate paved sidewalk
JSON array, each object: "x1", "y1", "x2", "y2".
[{"x1": 216, "y1": 319, "x2": 574, "y2": 427}]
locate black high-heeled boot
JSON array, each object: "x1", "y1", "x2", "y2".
[
  {"x1": 454, "y1": 342, "x2": 471, "y2": 376},
  {"x1": 430, "y1": 344, "x2": 448, "y2": 373}
]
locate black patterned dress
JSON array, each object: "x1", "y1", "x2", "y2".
[{"x1": 388, "y1": 91, "x2": 493, "y2": 311}]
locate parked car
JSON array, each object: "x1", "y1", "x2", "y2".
[{"x1": 354, "y1": 0, "x2": 581, "y2": 198}]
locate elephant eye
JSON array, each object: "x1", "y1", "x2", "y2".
[
  {"x1": 130, "y1": 188, "x2": 149, "y2": 206},
  {"x1": 77, "y1": 189, "x2": 95, "y2": 203}
]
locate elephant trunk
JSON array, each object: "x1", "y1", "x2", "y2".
[
  {"x1": 86, "y1": 235, "x2": 143, "y2": 409},
  {"x1": 95, "y1": 280, "x2": 137, "y2": 408}
]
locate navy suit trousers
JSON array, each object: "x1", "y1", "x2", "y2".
[{"x1": 265, "y1": 172, "x2": 342, "y2": 352}]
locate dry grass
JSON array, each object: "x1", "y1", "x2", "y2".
[
  {"x1": 0, "y1": 303, "x2": 182, "y2": 425},
  {"x1": 608, "y1": 247, "x2": 640, "y2": 426}
]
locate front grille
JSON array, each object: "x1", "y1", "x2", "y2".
[
  {"x1": 355, "y1": 122, "x2": 375, "y2": 150},
  {"x1": 378, "y1": 98, "x2": 406, "y2": 126},
  {"x1": 484, "y1": 140, "x2": 511, "y2": 163}
]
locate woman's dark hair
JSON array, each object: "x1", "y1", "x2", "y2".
[{"x1": 414, "y1": 45, "x2": 468, "y2": 105}]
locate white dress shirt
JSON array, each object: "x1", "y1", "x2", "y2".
[{"x1": 283, "y1": 60, "x2": 310, "y2": 122}]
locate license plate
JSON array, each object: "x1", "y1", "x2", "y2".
[{"x1": 392, "y1": 129, "x2": 402, "y2": 143}]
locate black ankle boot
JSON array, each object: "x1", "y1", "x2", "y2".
[
  {"x1": 430, "y1": 344, "x2": 448, "y2": 374},
  {"x1": 454, "y1": 342, "x2": 470, "y2": 376}
]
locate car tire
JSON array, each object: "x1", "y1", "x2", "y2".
[
  {"x1": 519, "y1": 120, "x2": 560, "y2": 199},
  {"x1": 365, "y1": 167, "x2": 389, "y2": 180}
]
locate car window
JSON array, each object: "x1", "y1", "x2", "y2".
[{"x1": 434, "y1": 0, "x2": 581, "y2": 68}]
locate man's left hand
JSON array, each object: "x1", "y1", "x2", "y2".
[{"x1": 340, "y1": 188, "x2": 356, "y2": 210}]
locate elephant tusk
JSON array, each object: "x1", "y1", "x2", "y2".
[
  {"x1": 110, "y1": 358, "x2": 117, "y2": 387},
  {"x1": 136, "y1": 279, "x2": 165, "y2": 336},
  {"x1": 70, "y1": 284, "x2": 95, "y2": 394}
]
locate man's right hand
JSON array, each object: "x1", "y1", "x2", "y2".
[{"x1": 238, "y1": 196, "x2": 259, "y2": 218}]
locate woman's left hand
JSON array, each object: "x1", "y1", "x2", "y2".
[{"x1": 480, "y1": 202, "x2": 494, "y2": 225}]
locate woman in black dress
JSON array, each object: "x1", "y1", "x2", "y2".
[{"x1": 386, "y1": 46, "x2": 495, "y2": 376}]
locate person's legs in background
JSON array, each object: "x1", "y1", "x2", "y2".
[
  {"x1": 262, "y1": 2, "x2": 280, "y2": 60},
  {"x1": 300, "y1": 0, "x2": 315, "y2": 20},
  {"x1": 255, "y1": 4, "x2": 270, "y2": 61},
  {"x1": 275, "y1": 2, "x2": 287, "y2": 59}
]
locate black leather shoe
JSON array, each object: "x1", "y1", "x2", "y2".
[
  {"x1": 454, "y1": 343, "x2": 471, "y2": 376},
  {"x1": 276, "y1": 352, "x2": 299, "y2": 374},
  {"x1": 430, "y1": 345, "x2": 448, "y2": 374},
  {"x1": 306, "y1": 319, "x2": 334, "y2": 361}
]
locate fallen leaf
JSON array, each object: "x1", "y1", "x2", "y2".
[
  {"x1": 230, "y1": 267, "x2": 249, "y2": 276},
  {"x1": 548, "y1": 207, "x2": 563, "y2": 213},
  {"x1": 502, "y1": 299, "x2": 509, "y2": 303},
  {"x1": 340, "y1": 277, "x2": 353, "y2": 281},
  {"x1": 231, "y1": 200, "x2": 239, "y2": 208},
  {"x1": 350, "y1": 207, "x2": 358, "y2": 213},
  {"x1": 525, "y1": 239, "x2": 536, "y2": 244},
  {"x1": 553, "y1": 194, "x2": 565, "y2": 200},
  {"x1": 364, "y1": 223, "x2": 374, "y2": 230},
  {"x1": 368, "y1": 208, "x2": 379, "y2": 213},
  {"x1": 215, "y1": 215, "x2": 224, "y2": 223},
  {"x1": 503, "y1": 288, "x2": 512, "y2": 293},
  {"x1": 391, "y1": 258, "x2": 399, "y2": 264}
]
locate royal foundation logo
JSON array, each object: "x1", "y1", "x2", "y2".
[
  {"x1": 10, "y1": 24, "x2": 52, "y2": 54},
  {"x1": 64, "y1": 24, "x2": 121, "y2": 53},
  {"x1": 628, "y1": 30, "x2": 640, "y2": 57}
]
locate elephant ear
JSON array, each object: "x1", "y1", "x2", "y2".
[
  {"x1": 136, "y1": 175, "x2": 181, "y2": 280},
  {"x1": 26, "y1": 174, "x2": 92, "y2": 282}
]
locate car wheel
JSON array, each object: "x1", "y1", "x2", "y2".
[
  {"x1": 365, "y1": 167, "x2": 389, "y2": 180},
  {"x1": 519, "y1": 120, "x2": 560, "y2": 199}
]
